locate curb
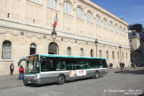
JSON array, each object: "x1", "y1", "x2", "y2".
[{"x1": 108, "y1": 67, "x2": 144, "y2": 75}]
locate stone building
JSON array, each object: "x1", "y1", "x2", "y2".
[
  {"x1": 129, "y1": 29, "x2": 144, "y2": 66},
  {"x1": 0, "y1": 0, "x2": 130, "y2": 75},
  {"x1": 128, "y1": 30, "x2": 141, "y2": 65}
]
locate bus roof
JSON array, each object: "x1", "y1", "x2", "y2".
[{"x1": 33, "y1": 54, "x2": 106, "y2": 60}]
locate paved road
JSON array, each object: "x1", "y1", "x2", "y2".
[{"x1": 0, "y1": 69, "x2": 144, "y2": 96}]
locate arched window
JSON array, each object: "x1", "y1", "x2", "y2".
[
  {"x1": 76, "y1": 7, "x2": 83, "y2": 19},
  {"x1": 87, "y1": 11, "x2": 92, "y2": 22},
  {"x1": 63, "y1": 2, "x2": 72, "y2": 15},
  {"x1": 114, "y1": 24, "x2": 118, "y2": 32},
  {"x1": 2, "y1": 41, "x2": 11, "y2": 59},
  {"x1": 99, "y1": 50, "x2": 102, "y2": 57},
  {"x1": 119, "y1": 26, "x2": 122, "y2": 33},
  {"x1": 47, "y1": 0, "x2": 57, "y2": 9},
  {"x1": 95, "y1": 15, "x2": 100, "y2": 25},
  {"x1": 117, "y1": 52, "x2": 119, "y2": 59},
  {"x1": 32, "y1": 0, "x2": 40, "y2": 3},
  {"x1": 90, "y1": 49, "x2": 93, "y2": 57},
  {"x1": 30, "y1": 43, "x2": 36, "y2": 55},
  {"x1": 67, "y1": 47, "x2": 71, "y2": 56},
  {"x1": 106, "y1": 51, "x2": 109, "y2": 59},
  {"x1": 109, "y1": 21, "x2": 113, "y2": 30},
  {"x1": 102, "y1": 18, "x2": 107, "y2": 28},
  {"x1": 112, "y1": 51, "x2": 115, "y2": 59},
  {"x1": 122, "y1": 52, "x2": 124, "y2": 59},
  {"x1": 80, "y1": 48, "x2": 84, "y2": 56},
  {"x1": 123, "y1": 28, "x2": 126, "y2": 33},
  {"x1": 48, "y1": 42, "x2": 59, "y2": 54}
]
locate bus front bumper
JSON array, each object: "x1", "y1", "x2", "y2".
[{"x1": 23, "y1": 79, "x2": 41, "y2": 85}]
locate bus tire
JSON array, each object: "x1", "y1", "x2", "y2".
[
  {"x1": 57, "y1": 75, "x2": 65, "y2": 85},
  {"x1": 95, "y1": 71, "x2": 100, "y2": 79}
]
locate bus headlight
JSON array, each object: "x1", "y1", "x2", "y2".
[{"x1": 34, "y1": 74, "x2": 40, "y2": 79}]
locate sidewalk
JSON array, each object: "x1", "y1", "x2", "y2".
[
  {"x1": 0, "y1": 67, "x2": 144, "y2": 90},
  {"x1": 0, "y1": 74, "x2": 24, "y2": 89},
  {"x1": 108, "y1": 67, "x2": 144, "y2": 75}
]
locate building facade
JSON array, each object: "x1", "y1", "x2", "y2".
[
  {"x1": 0, "y1": 0, "x2": 130, "y2": 75},
  {"x1": 128, "y1": 31, "x2": 141, "y2": 66},
  {"x1": 129, "y1": 28, "x2": 144, "y2": 66}
]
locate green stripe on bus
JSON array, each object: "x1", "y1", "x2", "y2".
[
  {"x1": 39, "y1": 54, "x2": 106, "y2": 60},
  {"x1": 24, "y1": 74, "x2": 36, "y2": 75}
]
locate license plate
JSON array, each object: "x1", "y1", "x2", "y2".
[{"x1": 28, "y1": 81, "x2": 31, "y2": 84}]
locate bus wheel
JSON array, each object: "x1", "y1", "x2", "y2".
[
  {"x1": 95, "y1": 71, "x2": 100, "y2": 79},
  {"x1": 57, "y1": 75, "x2": 65, "y2": 85}
]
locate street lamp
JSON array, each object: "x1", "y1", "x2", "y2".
[
  {"x1": 119, "y1": 45, "x2": 122, "y2": 63},
  {"x1": 95, "y1": 39, "x2": 98, "y2": 57},
  {"x1": 130, "y1": 47, "x2": 135, "y2": 65},
  {"x1": 51, "y1": 24, "x2": 57, "y2": 42}
]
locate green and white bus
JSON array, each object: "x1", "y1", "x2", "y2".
[{"x1": 23, "y1": 54, "x2": 108, "y2": 85}]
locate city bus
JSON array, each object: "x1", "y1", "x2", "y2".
[{"x1": 23, "y1": 54, "x2": 108, "y2": 85}]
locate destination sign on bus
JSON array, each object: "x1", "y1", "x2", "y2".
[{"x1": 29, "y1": 56, "x2": 38, "y2": 62}]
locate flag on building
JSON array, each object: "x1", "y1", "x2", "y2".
[{"x1": 54, "y1": 13, "x2": 58, "y2": 27}]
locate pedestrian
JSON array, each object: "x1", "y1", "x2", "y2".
[
  {"x1": 19, "y1": 65, "x2": 24, "y2": 80},
  {"x1": 109, "y1": 63, "x2": 113, "y2": 69},
  {"x1": 122, "y1": 63, "x2": 125, "y2": 70},
  {"x1": 10, "y1": 63, "x2": 14, "y2": 75},
  {"x1": 120, "y1": 62, "x2": 122, "y2": 71},
  {"x1": 133, "y1": 63, "x2": 136, "y2": 69}
]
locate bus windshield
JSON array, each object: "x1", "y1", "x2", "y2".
[{"x1": 25, "y1": 61, "x2": 40, "y2": 74}]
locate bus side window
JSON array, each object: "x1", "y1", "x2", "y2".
[
  {"x1": 41, "y1": 61, "x2": 49, "y2": 72},
  {"x1": 85, "y1": 62, "x2": 90, "y2": 69},
  {"x1": 91, "y1": 60, "x2": 96, "y2": 68},
  {"x1": 95, "y1": 60, "x2": 99, "y2": 68},
  {"x1": 66, "y1": 63, "x2": 73, "y2": 70},
  {"x1": 103, "y1": 60, "x2": 108, "y2": 68},
  {"x1": 99, "y1": 61, "x2": 104, "y2": 68},
  {"x1": 76, "y1": 64, "x2": 80, "y2": 70},
  {"x1": 56, "y1": 61, "x2": 66, "y2": 71},
  {"x1": 61, "y1": 62, "x2": 66, "y2": 70},
  {"x1": 66, "y1": 64, "x2": 69, "y2": 70},
  {"x1": 56, "y1": 62, "x2": 61, "y2": 70},
  {"x1": 80, "y1": 64, "x2": 85, "y2": 69}
]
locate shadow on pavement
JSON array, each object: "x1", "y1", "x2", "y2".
[
  {"x1": 115, "y1": 69, "x2": 144, "y2": 75},
  {"x1": 25, "y1": 82, "x2": 56, "y2": 88},
  {"x1": 25, "y1": 77, "x2": 102, "y2": 87},
  {"x1": 138, "y1": 93, "x2": 144, "y2": 96}
]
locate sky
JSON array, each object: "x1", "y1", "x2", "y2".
[{"x1": 91, "y1": 0, "x2": 144, "y2": 27}]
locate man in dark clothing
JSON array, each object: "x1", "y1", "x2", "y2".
[
  {"x1": 109, "y1": 63, "x2": 113, "y2": 69},
  {"x1": 10, "y1": 63, "x2": 14, "y2": 75},
  {"x1": 122, "y1": 63, "x2": 125, "y2": 70}
]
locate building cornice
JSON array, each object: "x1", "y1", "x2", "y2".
[
  {"x1": 82, "y1": 0, "x2": 128, "y2": 26},
  {"x1": 0, "y1": 19, "x2": 130, "y2": 49}
]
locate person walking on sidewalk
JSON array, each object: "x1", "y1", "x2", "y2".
[
  {"x1": 131, "y1": 63, "x2": 136, "y2": 69},
  {"x1": 122, "y1": 63, "x2": 125, "y2": 70},
  {"x1": 109, "y1": 63, "x2": 113, "y2": 69},
  {"x1": 120, "y1": 62, "x2": 122, "y2": 70},
  {"x1": 120, "y1": 62, "x2": 125, "y2": 71},
  {"x1": 10, "y1": 63, "x2": 14, "y2": 75},
  {"x1": 19, "y1": 65, "x2": 24, "y2": 80}
]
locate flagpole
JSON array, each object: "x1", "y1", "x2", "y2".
[{"x1": 51, "y1": 13, "x2": 58, "y2": 42}]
